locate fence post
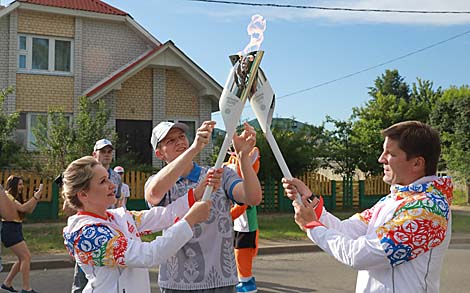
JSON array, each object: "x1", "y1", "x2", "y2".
[
  {"x1": 277, "y1": 180, "x2": 292, "y2": 212},
  {"x1": 51, "y1": 181, "x2": 59, "y2": 219},
  {"x1": 359, "y1": 180, "x2": 365, "y2": 209},
  {"x1": 331, "y1": 180, "x2": 336, "y2": 210}
]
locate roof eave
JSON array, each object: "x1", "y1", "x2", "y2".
[
  {"x1": 86, "y1": 42, "x2": 222, "y2": 109},
  {"x1": 0, "y1": 1, "x2": 20, "y2": 19},
  {"x1": 16, "y1": 2, "x2": 127, "y2": 21},
  {"x1": 2, "y1": 2, "x2": 160, "y2": 46},
  {"x1": 126, "y1": 16, "x2": 160, "y2": 46},
  {"x1": 85, "y1": 46, "x2": 163, "y2": 102}
]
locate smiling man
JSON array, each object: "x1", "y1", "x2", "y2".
[
  {"x1": 282, "y1": 121, "x2": 453, "y2": 293},
  {"x1": 145, "y1": 120, "x2": 262, "y2": 293}
]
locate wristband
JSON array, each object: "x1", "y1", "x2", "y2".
[{"x1": 304, "y1": 220, "x2": 324, "y2": 229}]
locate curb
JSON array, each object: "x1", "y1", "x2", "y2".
[
  {"x1": 2, "y1": 258, "x2": 75, "y2": 272},
  {"x1": 2, "y1": 238, "x2": 469, "y2": 272}
]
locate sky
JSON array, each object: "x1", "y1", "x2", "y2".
[{"x1": 27, "y1": 0, "x2": 470, "y2": 129}]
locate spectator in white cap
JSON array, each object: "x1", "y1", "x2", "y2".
[
  {"x1": 145, "y1": 120, "x2": 262, "y2": 293},
  {"x1": 114, "y1": 166, "x2": 130, "y2": 209},
  {"x1": 92, "y1": 139, "x2": 122, "y2": 209}
]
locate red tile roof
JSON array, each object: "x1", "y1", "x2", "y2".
[{"x1": 17, "y1": 0, "x2": 128, "y2": 16}]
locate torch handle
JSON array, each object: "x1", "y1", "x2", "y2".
[
  {"x1": 201, "y1": 131, "x2": 236, "y2": 201},
  {"x1": 265, "y1": 130, "x2": 303, "y2": 204}
]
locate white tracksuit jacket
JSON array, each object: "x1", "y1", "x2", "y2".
[
  {"x1": 63, "y1": 192, "x2": 195, "y2": 293},
  {"x1": 307, "y1": 176, "x2": 453, "y2": 293}
]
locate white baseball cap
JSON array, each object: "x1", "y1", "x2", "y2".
[
  {"x1": 150, "y1": 121, "x2": 189, "y2": 150},
  {"x1": 94, "y1": 139, "x2": 113, "y2": 151},
  {"x1": 114, "y1": 166, "x2": 124, "y2": 173}
]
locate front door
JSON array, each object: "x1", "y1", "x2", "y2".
[{"x1": 116, "y1": 119, "x2": 152, "y2": 165}]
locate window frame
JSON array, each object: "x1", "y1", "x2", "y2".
[
  {"x1": 17, "y1": 34, "x2": 74, "y2": 75},
  {"x1": 26, "y1": 112, "x2": 72, "y2": 151}
]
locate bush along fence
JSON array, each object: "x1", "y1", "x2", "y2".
[{"x1": 0, "y1": 170, "x2": 390, "y2": 220}]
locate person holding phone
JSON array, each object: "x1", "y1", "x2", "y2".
[
  {"x1": 1, "y1": 176, "x2": 43, "y2": 293},
  {"x1": 0, "y1": 184, "x2": 19, "y2": 274}
]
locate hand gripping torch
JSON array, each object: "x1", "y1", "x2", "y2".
[{"x1": 202, "y1": 51, "x2": 264, "y2": 201}]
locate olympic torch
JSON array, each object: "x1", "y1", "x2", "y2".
[
  {"x1": 249, "y1": 69, "x2": 302, "y2": 204},
  {"x1": 202, "y1": 15, "x2": 266, "y2": 201}
]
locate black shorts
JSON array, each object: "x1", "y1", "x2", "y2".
[
  {"x1": 1, "y1": 221, "x2": 24, "y2": 248},
  {"x1": 233, "y1": 230, "x2": 257, "y2": 249}
]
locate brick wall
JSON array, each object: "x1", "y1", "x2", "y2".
[
  {"x1": 7, "y1": 11, "x2": 18, "y2": 114},
  {"x1": 81, "y1": 18, "x2": 153, "y2": 92},
  {"x1": 0, "y1": 15, "x2": 9, "y2": 90},
  {"x1": 165, "y1": 69, "x2": 199, "y2": 117},
  {"x1": 117, "y1": 68, "x2": 152, "y2": 120},
  {"x1": 16, "y1": 74, "x2": 74, "y2": 112},
  {"x1": 18, "y1": 10, "x2": 74, "y2": 37},
  {"x1": 152, "y1": 68, "x2": 166, "y2": 168}
]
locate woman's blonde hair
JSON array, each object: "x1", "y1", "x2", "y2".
[{"x1": 62, "y1": 156, "x2": 100, "y2": 212}]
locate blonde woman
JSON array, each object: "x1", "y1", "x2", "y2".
[
  {"x1": 62, "y1": 156, "x2": 221, "y2": 293},
  {"x1": 1, "y1": 176, "x2": 43, "y2": 293}
]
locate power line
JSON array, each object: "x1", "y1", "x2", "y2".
[
  {"x1": 188, "y1": 0, "x2": 470, "y2": 14},
  {"x1": 211, "y1": 27, "x2": 470, "y2": 118},
  {"x1": 278, "y1": 28, "x2": 470, "y2": 100}
]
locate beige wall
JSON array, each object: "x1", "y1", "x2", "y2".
[
  {"x1": 18, "y1": 10, "x2": 74, "y2": 37},
  {"x1": 16, "y1": 74, "x2": 74, "y2": 112},
  {"x1": 165, "y1": 69, "x2": 199, "y2": 117},
  {"x1": 116, "y1": 68, "x2": 153, "y2": 120}
]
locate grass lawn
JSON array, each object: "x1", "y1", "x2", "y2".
[
  {"x1": 452, "y1": 189, "x2": 469, "y2": 205},
  {"x1": 3, "y1": 208, "x2": 468, "y2": 257}
]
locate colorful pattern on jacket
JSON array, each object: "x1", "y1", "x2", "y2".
[
  {"x1": 63, "y1": 211, "x2": 152, "y2": 268},
  {"x1": 64, "y1": 222, "x2": 128, "y2": 267},
  {"x1": 360, "y1": 177, "x2": 452, "y2": 266}
]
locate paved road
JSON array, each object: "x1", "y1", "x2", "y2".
[{"x1": 1, "y1": 244, "x2": 469, "y2": 292}]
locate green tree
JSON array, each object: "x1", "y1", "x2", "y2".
[
  {"x1": 430, "y1": 86, "x2": 470, "y2": 203},
  {"x1": 211, "y1": 119, "x2": 325, "y2": 182},
  {"x1": 322, "y1": 116, "x2": 362, "y2": 179},
  {"x1": 0, "y1": 87, "x2": 30, "y2": 169},
  {"x1": 254, "y1": 120, "x2": 325, "y2": 182},
  {"x1": 351, "y1": 70, "x2": 441, "y2": 175},
  {"x1": 33, "y1": 96, "x2": 116, "y2": 176},
  {"x1": 368, "y1": 69, "x2": 410, "y2": 102}
]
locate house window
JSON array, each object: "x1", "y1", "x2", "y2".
[
  {"x1": 18, "y1": 36, "x2": 27, "y2": 69},
  {"x1": 26, "y1": 112, "x2": 72, "y2": 150},
  {"x1": 18, "y1": 35, "x2": 73, "y2": 74},
  {"x1": 55, "y1": 40, "x2": 71, "y2": 72},
  {"x1": 32, "y1": 37, "x2": 49, "y2": 70},
  {"x1": 27, "y1": 113, "x2": 45, "y2": 150}
]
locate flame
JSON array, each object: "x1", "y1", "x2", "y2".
[{"x1": 240, "y1": 14, "x2": 266, "y2": 55}]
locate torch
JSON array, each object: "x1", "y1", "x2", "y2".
[
  {"x1": 249, "y1": 69, "x2": 303, "y2": 204},
  {"x1": 201, "y1": 14, "x2": 266, "y2": 201}
]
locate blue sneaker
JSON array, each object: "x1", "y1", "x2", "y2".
[{"x1": 236, "y1": 277, "x2": 257, "y2": 293}]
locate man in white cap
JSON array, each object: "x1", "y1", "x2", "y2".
[
  {"x1": 145, "y1": 120, "x2": 262, "y2": 293},
  {"x1": 92, "y1": 139, "x2": 122, "y2": 209}
]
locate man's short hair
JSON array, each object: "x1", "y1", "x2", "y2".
[
  {"x1": 381, "y1": 121, "x2": 441, "y2": 176},
  {"x1": 150, "y1": 121, "x2": 189, "y2": 151}
]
